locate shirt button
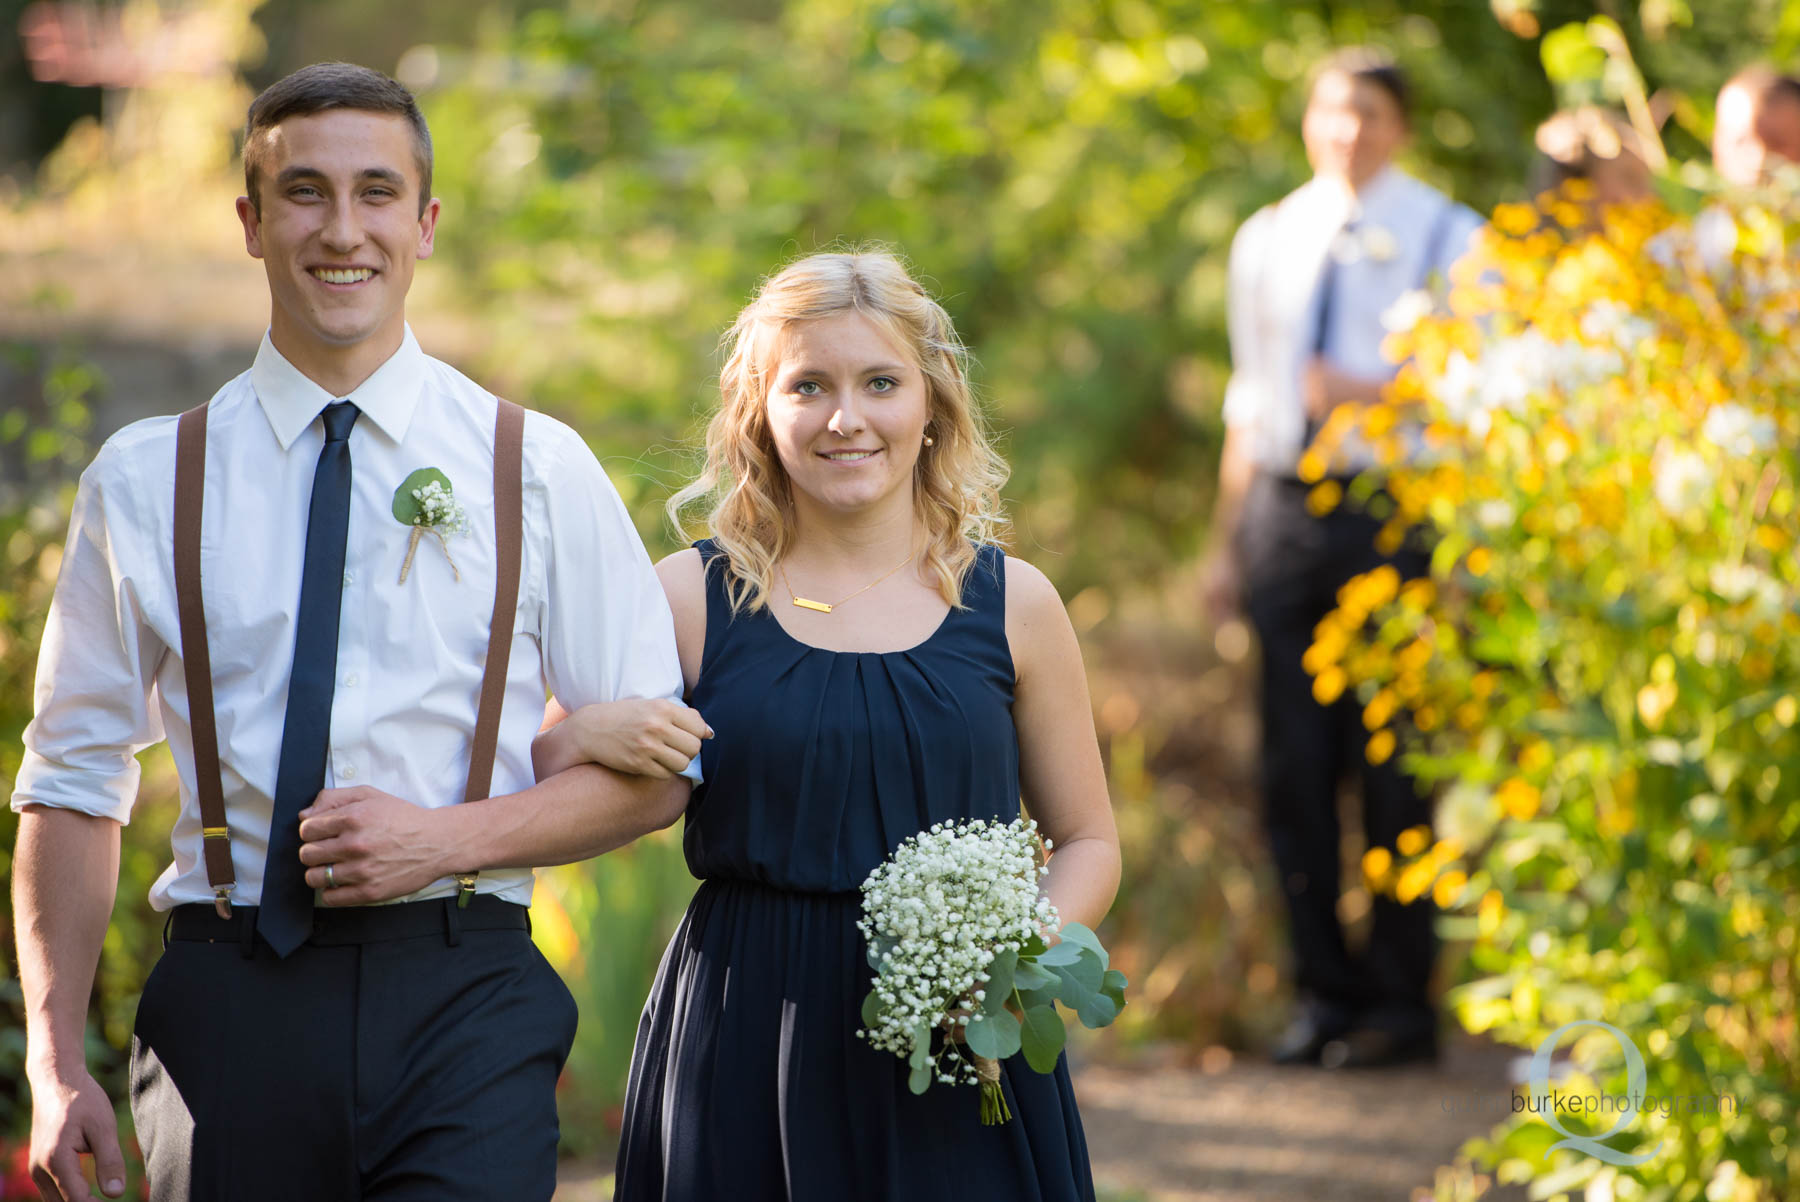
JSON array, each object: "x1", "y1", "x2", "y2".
[
  {"x1": 343, "y1": 570, "x2": 356, "y2": 586},
  {"x1": 339, "y1": 763, "x2": 358, "y2": 781},
  {"x1": 343, "y1": 673, "x2": 359, "y2": 688}
]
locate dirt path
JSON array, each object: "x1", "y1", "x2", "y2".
[{"x1": 554, "y1": 1037, "x2": 1523, "y2": 1202}]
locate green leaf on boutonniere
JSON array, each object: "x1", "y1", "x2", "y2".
[{"x1": 392, "y1": 467, "x2": 453, "y2": 525}]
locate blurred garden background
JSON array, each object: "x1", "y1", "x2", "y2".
[{"x1": 3, "y1": 1, "x2": 1799, "y2": 1199}]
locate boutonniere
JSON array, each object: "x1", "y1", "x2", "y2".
[
  {"x1": 1360, "y1": 224, "x2": 1400, "y2": 262},
  {"x1": 392, "y1": 468, "x2": 470, "y2": 584}
]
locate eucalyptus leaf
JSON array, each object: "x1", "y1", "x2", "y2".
[
  {"x1": 860, "y1": 989, "x2": 883, "y2": 1029},
  {"x1": 1015, "y1": 984, "x2": 1058, "y2": 1013},
  {"x1": 908, "y1": 1063, "x2": 932, "y2": 1095},
  {"x1": 1036, "y1": 940, "x2": 1085, "y2": 967},
  {"x1": 964, "y1": 1009, "x2": 1022, "y2": 1060},
  {"x1": 1018, "y1": 932, "x2": 1049, "y2": 959},
  {"x1": 1101, "y1": 968, "x2": 1128, "y2": 1010},
  {"x1": 984, "y1": 948, "x2": 1017, "y2": 1008},
  {"x1": 1050, "y1": 952, "x2": 1105, "y2": 1006},
  {"x1": 1019, "y1": 1004, "x2": 1066, "y2": 1074},
  {"x1": 909, "y1": 1024, "x2": 931, "y2": 1071},
  {"x1": 1055, "y1": 922, "x2": 1109, "y2": 970},
  {"x1": 1011, "y1": 958, "x2": 1057, "y2": 992},
  {"x1": 391, "y1": 467, "x2": 452, "y2": 525},
  {"x1": 1072, "y1": 988, "x2": 1120, "y2": 1030}
]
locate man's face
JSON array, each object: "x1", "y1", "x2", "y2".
[
  {"x1": 236, "y1": 110, "x2": 438, "y2": 362},
  {"x1": 1713, "y1": 82, "x2": 1800, "y2": 187},
  {"x1": 1303, "y1": 70, "x2": 1407, "y2": 190}
]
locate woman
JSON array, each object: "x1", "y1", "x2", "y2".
[{"x1": 536, "y1": 250, "x2": 1120, "y2": 1200}]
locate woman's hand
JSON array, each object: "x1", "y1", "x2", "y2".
[{"x1": 535, "y1": 697, "x2": 711, "y2": 780}]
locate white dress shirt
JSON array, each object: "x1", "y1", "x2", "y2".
[
  {"x1": 1222, "y1": 165, "x2": 1483, "y2": 473},
  {"x1": 12, "y1": 326, "x2": 695, "y2": 910}
]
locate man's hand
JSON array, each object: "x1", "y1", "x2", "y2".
[
  {"x1": 27, "y1": 1068, "x2": 125, "y2": 1201},
  {"x1": 297, "y1": 788, "x2": 455, "y2": 906},
  {"x1": 1200, "y1": 547, "x2": 1243, "y2": 628}
]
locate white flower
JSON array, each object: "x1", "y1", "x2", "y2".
[
  {"x1": 1652, "y1": 446, "x2": 1714, "y2": 516},
  {"x1": 1380, "y1": 288, "x2": 1435, "y2": 334},
  {"x1": 1579, "y1": 300, "x2": 1656, "y2": 353},
  {"x1": 1694, "y1": 206, "x2": 1739, "y2": 275},
  {"x1": 1361, "y1": 224, "x2": 1400, "y2": 262},
  {"x1": 1700, "y1": 403, "x2": 1776, "y2": 456},
  {"x1": 412, "y1": 479, "x2": 469, "y2": 533}
]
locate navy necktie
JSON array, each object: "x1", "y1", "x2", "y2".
[
  {"x1": 259, "y1": 400, "x2": 359, "y2": 956},
  {"x1": 1303, "y1": 221, "x2": 1355, "y2": 451}
]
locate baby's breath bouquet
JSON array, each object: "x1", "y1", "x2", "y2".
[{"x1": 857, "y1": 817, "x2": 1126, "y2": 1125}]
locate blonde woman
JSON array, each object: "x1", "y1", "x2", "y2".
[{"x1": 536, "y1": 251, "x2": 1119, "y2": 1199}]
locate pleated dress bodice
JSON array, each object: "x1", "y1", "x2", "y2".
[{"x1": 682, "y1": 538, "x2": 1021, "y2": 893}]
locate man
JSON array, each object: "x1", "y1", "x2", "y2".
[
  {"x1": 14, "y1": 62, "x2": 705, "y2": 1200},
  {"x1": 1199, "y1": 48, "x2": 1481, "y2": 1070},
  {"x1": 1712, "y1": 63, "x2": 1800, "y2": 188}
]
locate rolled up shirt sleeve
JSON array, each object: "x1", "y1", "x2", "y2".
[
  {"x1": 534, "y1": 418, "x2": 701, "y2": 783},
  {"x1": 1221, "y1": 209, "x2": 1270, "y2": 433},
  {"x1": 12, "y1": 442, "x2": 168, "y2": 822}
]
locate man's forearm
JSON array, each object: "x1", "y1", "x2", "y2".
[
  {"x1": 439, "y1": 763, "x2": 690, "y2": 872},
  {"x1": 1209, "y1": 423, "x2": 1257, "y2": 547},
  {"x1": 15, "y1": 808, "x2": 120, "y2": 1080}
]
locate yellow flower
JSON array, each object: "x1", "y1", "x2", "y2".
[
  {"x1": 1496, "y1": 778, "x2": 1541, "y2": 822},
  {"x1": 1478, "y1": 888, "x2": 1505, "y2": 936},
  {"x1": 1466, "y1": 547, "x2": 1493, "y2": 577},
  {"x1": 1306, "y1": 480, "x2": 1343, "y2": 517},
  {"x1": 1395, "y1": 859, "x2": 1436, "y2": 904},
  {"x1": 1433, "y1": 870, "x2": 1470, "y2": 908},
  {"x1": 1362, "y1": 845, "x2": 1393, "y2": 886},
  {"x1": 1296, "y1": 449, "x2": 1328, "y2": 484},
  {"x1": 1312, "y1": 666, "x2": 1347, "y2": 705},
  {"x1": 1365, "y1": 729, "x2": 1396, "y2": 765},
  {"x1": 1493, "y1": 202, "x2": 1539, "y2": 236},
  {"x1": 1396, "y1": 825, "x2": 1430, "y2": 857},
  {"x1": 1362, "y1": 688, "x2": 1398, "y2": 731}
]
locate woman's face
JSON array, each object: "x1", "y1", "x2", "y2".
[{"x1": 764, "y1": 310, "x2": 931, "y2": 521}]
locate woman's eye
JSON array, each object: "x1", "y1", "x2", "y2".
[
  {"x1": 869, "y1": 377, "x2": 898, "y2": 393},
  {"x1": 794, "y1": 381, "x2": 822, "y2": 396}
]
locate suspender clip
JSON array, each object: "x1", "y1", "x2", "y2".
[
  {"x1": 212, "y1": 887, "x2": 234, "y2": 920},
  {"x1": 454, "y1": 873, "x2": 478, "y2": 909}
]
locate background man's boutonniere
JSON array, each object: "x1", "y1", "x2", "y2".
[{"x1": 392, "y1": 468, "x2": 470, "y2": 584}]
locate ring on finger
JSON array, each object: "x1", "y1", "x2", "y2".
[{"x1": 325, "y1": 863, "x2": 337, "y2": 889}]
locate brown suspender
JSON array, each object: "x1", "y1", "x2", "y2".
[
  {"x1": 172, "y1": 397, "x2": 527, "y2": 917},
  {"x1": 174, "y1": 405, "x2": 235, "y2": 917}
]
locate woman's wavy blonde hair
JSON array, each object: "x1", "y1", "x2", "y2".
[{"x1": 669, "y1": 249, "x2": 1010, "y2": 614}]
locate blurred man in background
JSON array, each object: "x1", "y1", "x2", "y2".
[{"x1": 1200, "y1": 47, "x2": 1481, "y2": 1070}]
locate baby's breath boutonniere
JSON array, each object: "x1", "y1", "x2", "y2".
[{"x1": 392, "y1": 467, "x2": 469, "y2": 584}]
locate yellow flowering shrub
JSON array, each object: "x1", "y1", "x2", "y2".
[{"x1": 1312, "y1": 187, "x2": 1800, "y2": 1198}]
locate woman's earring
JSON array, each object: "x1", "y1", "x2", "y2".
[{"x1": 923, "y1": 434, "x2": 935, "y2": 446}]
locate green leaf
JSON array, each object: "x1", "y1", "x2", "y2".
[
  {"x1": 1101, "y1": 968, "x2": 1128, "y2": 1009},
  {"x1": 1050, "y1": 951, "x2": 1105, "y2": 1006},
  {"x1": 1018, "y1": 931, "x2": 1049, "y2": 959},
  {"x1": 860, "y1": 989, "x2": 883, "y2": 1029},
  {"x1": 1036, "y1": 939, "x2": 1085, "y2": 967},
  {"x1": 983, "y1": 948, "x2": 1017, "y2": 1009},
  {"x1": 866, "y1": 935, "x2": 896, "y2": 971},
  {"x1": 1019, "y1": 1004, "x2": 1066, "y2": 1074},
  {"x1": 391, "y1": 467, "x2": 452, "y2": 525},
  {"x1": 1011, "y1": 958, "x2": 1057, "y2": 992},
  {"x1": 1073, "y1": 988, "x2": 1120, "y2": 1030},
  {"x1": 964, "y1": 1009, "x2": 1022, "y2": 1060},
  {"x1": 1054, "y1": 922, "x2": 1109, "y2": 970},
  {"x1": 1016, "y1": 984, "x2": 1059, "y2": 1012},
  {"x1": 908, "y1": 1024, "x2": 931, "y2": 1071},
  {"x1": 1540, "y1": 22, "x2": 1607, "y2": 87},
  {"x1": 908, "y1": 1062, "x2": 932, "y2": 1095}
]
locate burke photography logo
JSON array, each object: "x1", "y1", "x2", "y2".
[
  {"x1": 1441, "y1": 1020, "x2": 1741, "y2": 1169},
  {"x1": 1526, "y1": 1021, "x2": 1662, "y2": 1167}
]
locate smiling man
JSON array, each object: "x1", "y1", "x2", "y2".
[{"x1": 13, "y1": 63, "x2": 699, "y2": 1201}]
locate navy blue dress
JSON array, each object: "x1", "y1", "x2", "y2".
[{"x1": 613, "y1": 541, "x2": 1096, "y2": 1201}]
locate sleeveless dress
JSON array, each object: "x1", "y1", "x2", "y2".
[{"x1": 613, "y1": 541, "x2": 1096, "y2": 1201}]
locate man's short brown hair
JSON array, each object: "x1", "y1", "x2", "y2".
[
  {"x1": 244, "y1": 62, "x2": 432, "y2": 215},
  {"x1": 1309, "y1": 46, "x2": 1411, "y2": 125}
]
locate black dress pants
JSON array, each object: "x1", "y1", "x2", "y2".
[
  {"x1": 129, "y1": 896, "x2": 578, "y2": 1201},
  {"x1": 1239, "y1": 472, "x2": 1436, "y2": 1033}
]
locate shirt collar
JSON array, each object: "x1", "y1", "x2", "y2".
[
  {"x1": 251, "y1": 325, "x2": 425, "y2": 450},
  {"x1": 1300, "y1": 164, "x2": 1406, "y2": 226}
]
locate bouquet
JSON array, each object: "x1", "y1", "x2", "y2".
[{"x1": 856, "y1": 817, "x2": 1127, "y2": 1125}]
